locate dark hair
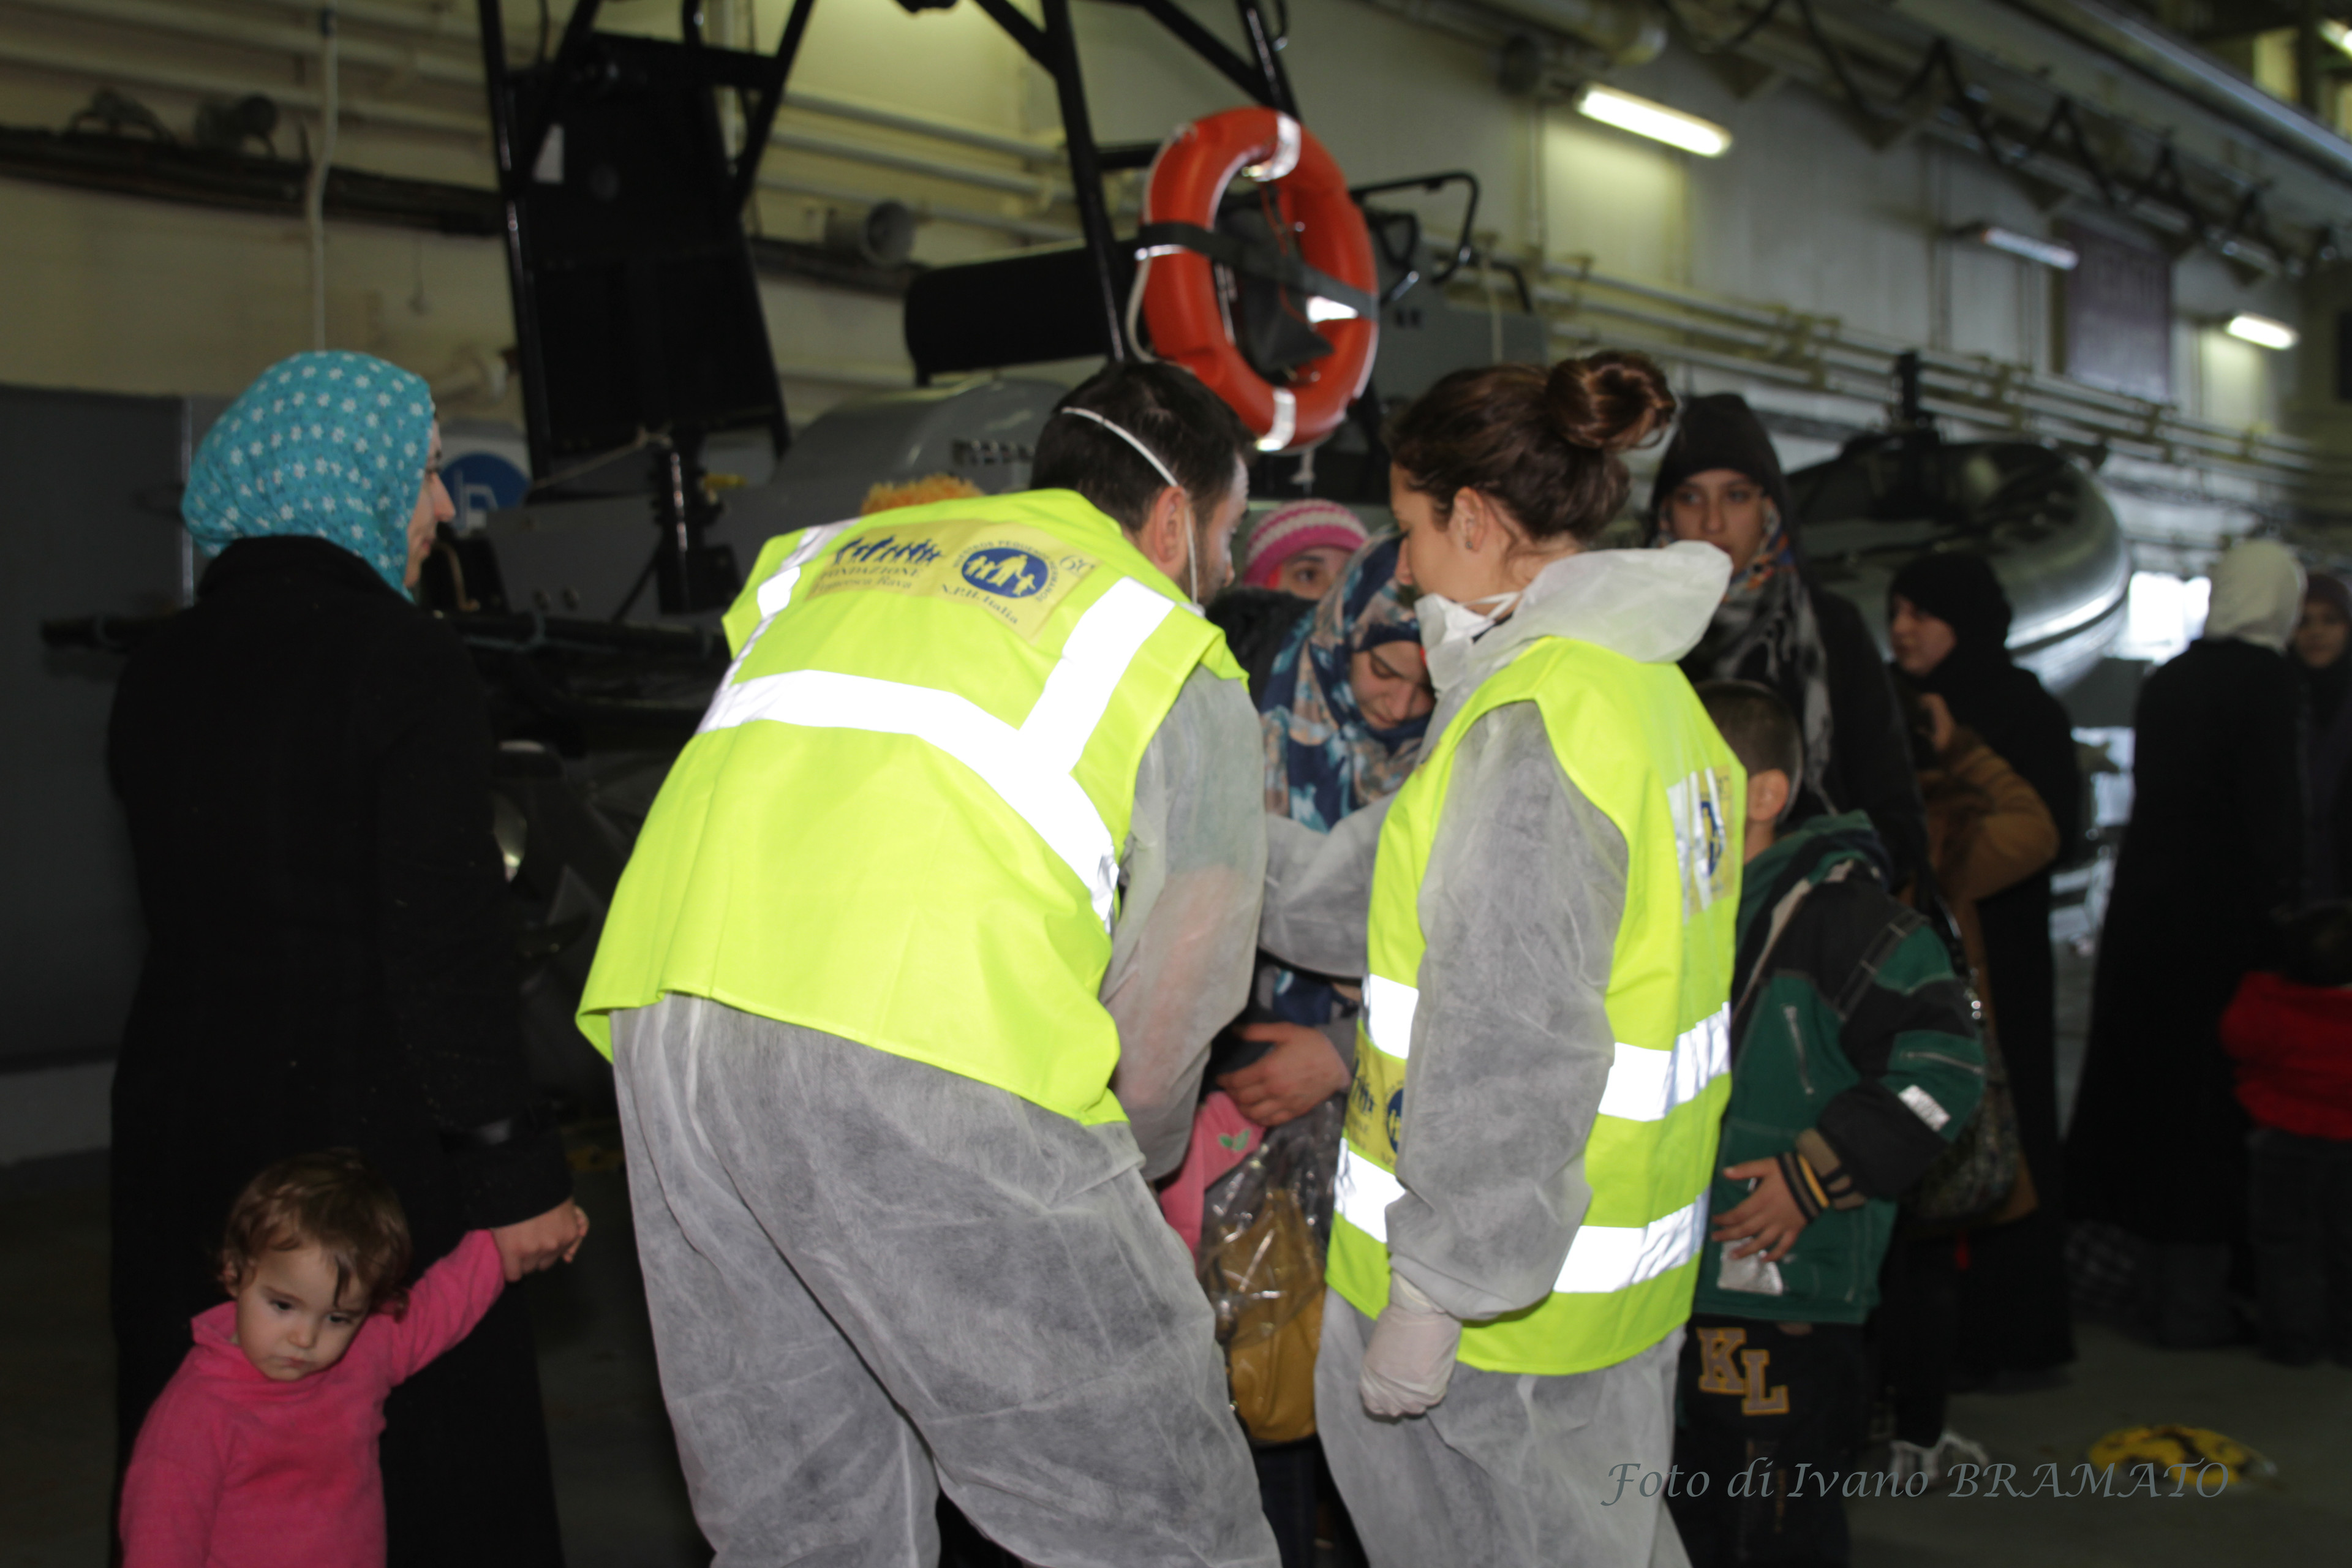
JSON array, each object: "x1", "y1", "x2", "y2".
[
  {"x1": 219, "y1": 1150, "x2": 413, "y2": 1317},
  {"x1": 1030, "y1": 361, "x2": 1255, "y2": 532},
  {"x1": 2281, "y1": 903, "x2": 2352, "y2": 988},
  {"x1": 1387, "y1": 351, "x2": 1676, "y2": 545},
  {"x1": 1698, "y1": 679, "x2": 1804, "y2": 790}
]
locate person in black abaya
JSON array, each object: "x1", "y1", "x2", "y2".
[
  {"x1": 2290, "y1": 573, "x2": 2352, "y2": 903},
  {"x1": 108, "y1": 352, "x2": 584, "y2": 1565},
  {"x1": 1888, "y1": 553, "x2": 2082, "y2": 1381},
  {"x1": 2066, "y1": 540, "x2": 2305, "y2": 1348},
  {"x1": 1650, "y1": 394, "x2": 1929, "y2": 890}
]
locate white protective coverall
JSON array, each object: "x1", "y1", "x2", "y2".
[
  {"x1": 612, "y1": 665, "x2": 1276, "y2": 1568},
  {"x1": 1261, "y1": 543, "x2": 1732, "y2": 1568}
]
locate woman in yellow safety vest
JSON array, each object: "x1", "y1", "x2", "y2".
[{"x1": 1310, "y1": 351, "x2": 1743, "y2": 1568}]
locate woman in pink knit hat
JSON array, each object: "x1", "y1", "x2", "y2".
[{"x1": 1241, "y1": 499, "x2": 1371, "y2": 599}]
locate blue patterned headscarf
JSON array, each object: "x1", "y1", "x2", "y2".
[
  {"x1": 1259, "y1": 535, "x2": 1429, "y2": 833},
  {"x1": 182, "y1": 351, "x2": 436, "y2": 597},
  {"x1": 1256, "y1": 535, "x2": 1428, "y2": 1029}
]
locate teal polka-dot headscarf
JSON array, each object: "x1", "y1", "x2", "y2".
[{"x1": 182, "y1": 351, "x2": 436, "y2": 598}]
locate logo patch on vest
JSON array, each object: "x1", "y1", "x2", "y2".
[
  {"x1": 957, "y1": 545, "x2": 1055, "y2": 599},
  {"x1": 804, "y1": 519, "x2": 1099, "y2": 639},
  {"x1": 1667, "y1": 766, "x2": 1740, "y2": 919},
  {"x1": 1346, "y1": 1033, "x2": 1408, "y2": 1168}
]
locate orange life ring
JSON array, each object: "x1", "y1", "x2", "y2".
[{"x1": 1139, "y1": 108, "x2": 1378, "y2": 454}]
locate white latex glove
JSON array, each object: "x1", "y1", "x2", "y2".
[{"x1": 1359, "y1": 1272, "x2": 1463, "y2": 1419}]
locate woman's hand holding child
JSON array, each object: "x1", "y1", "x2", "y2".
[{"x1": 491, "y1": 1199, "x2": 590, "y2": 1283}]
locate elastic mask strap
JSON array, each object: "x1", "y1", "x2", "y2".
[
  {"x1": 1057, "y1": 406, "x2": 1182, "y2": 490},
  {"x1": 1057, "y1": 406, "x2": 1200, "y2": 601}
]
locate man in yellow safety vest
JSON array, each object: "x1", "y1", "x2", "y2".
[{"x1": 579, "y1": 363, "x2": 1280, "y2": 1567}]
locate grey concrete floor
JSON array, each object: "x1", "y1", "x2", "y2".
[
  {"x1": 1847, "y1": 1327, "x2": 2352, "y2": 1564},
  {"x1": 5, "y1": 946, "x2": 2347, "y2": 1567}
]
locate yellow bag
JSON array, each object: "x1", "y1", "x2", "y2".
[{"x1": 1202, "y1": 1186, "x2": 1324, "y2": 1443}]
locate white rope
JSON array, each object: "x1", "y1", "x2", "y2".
[{"x1": 306, "y1": 6, "x2": 338, "y2": 352}]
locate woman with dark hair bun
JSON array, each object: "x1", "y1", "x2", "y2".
[{"x1": 1303, "y1": 352, "x2": 1744, "y2": 1568}]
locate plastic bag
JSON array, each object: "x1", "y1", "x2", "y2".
[{"x1": 1197, "y1": 1098, "x2": 1342, "y2": 1442}]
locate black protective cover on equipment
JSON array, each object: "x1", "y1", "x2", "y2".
[
  {"x1": 905, "y1": 242, "x2": 1140, "y2": 380},
  {"x1": 488, "y1": 30, "x2": 786, "y2": 473}
]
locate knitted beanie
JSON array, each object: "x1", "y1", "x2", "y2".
[{"x1": 1241, "y1": 499, "x2": 1370, "y2": 589}]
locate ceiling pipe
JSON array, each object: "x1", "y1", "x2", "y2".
[
  {"x1": 1515, "y1": 255, "x2": 2316, "y2": 479},
  {"x1": 1468, "y1": 0, "x2": 1664, "y2": 64},
  {"x1": 0, "y1": 37, "x2": 1073, "y2": 211},
  {"x1": 1992, "y1": 0, "x2": 2352, "y2": 187},
  {"x1": 0, "y1": 29, "x2": 1074, "y2": 242},
  {"x1": 13, "y1": 0, "x2": 1068, "y2": 168}
]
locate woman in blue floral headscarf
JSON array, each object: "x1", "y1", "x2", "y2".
[
  {"x1": 108, "y1": 352, "x2": 582, "y2": 1567},
  {"x1": 1219, "y1": 533, "x2": 1433, "y2": 1125},
  {"x1": 1258, "y1": 533, "x2": 1432, "y2": 830}
]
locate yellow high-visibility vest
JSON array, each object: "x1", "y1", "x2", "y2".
[
  {"x1": 1325, "y1": 634, "x2": 1743, "y2": 1374},
  {"x1": 579, "y1": 489, "x2": 1243, "y2": 1126}
]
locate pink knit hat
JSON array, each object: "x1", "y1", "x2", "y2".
[{"x1": 1240, "y1": 500, "x2": 1370, "y2": 589}]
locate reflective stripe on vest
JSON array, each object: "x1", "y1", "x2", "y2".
[
  {"x1": 1362, "y1": 973, "x2": 1420, "y2": 1058},
  {"x1": 1596, "y1": 1006, "x2": 1731, "y2": 1123},
  {"x1": 1362, "y1": 975, "x2": 1730, "y2": 1121},
  {"x1": 1325, "y1": 633, "x2": 1743, "y2": 1376},
  {"x1": 756, "y1": 521, "x2": 852, "y2": 619},
  {"x1": 1335, "y1": 1142, "x2": 1711, "y2": 1294},
  {"x1": 578, "y1": 490, "x2": 1242, "y2": 1128},
  {"x1": 701, "y1": 573, "x2": 1176, "y2": 929}
]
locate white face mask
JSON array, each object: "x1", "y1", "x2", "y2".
[{"x1": 1416, "y1": 587, "x2": 1524, "y2": 692}]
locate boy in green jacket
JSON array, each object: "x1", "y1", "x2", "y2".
[{"x1": 1671, "y1": 682, "x2": 1984, "y2": 1566}]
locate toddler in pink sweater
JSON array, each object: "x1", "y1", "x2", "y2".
[{"x1": 121, "y1": 1150, "x2": 510, "y2": 1568}]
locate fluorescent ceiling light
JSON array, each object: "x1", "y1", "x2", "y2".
[
  {"x1": 2226, "y1": 312, "x2": 2298, "y2": 350},
  {"x1": 1575, "y1": 86, "x2": 1732, "y2": 157},
  {"x1": 2324, "y1": 19, "x2": 2352, "y2": 58},
  {"x1": 1957, "y1": 223, "x2": 2078, "y2": 270}
]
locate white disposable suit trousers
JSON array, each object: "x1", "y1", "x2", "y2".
[
  {"x1": 612, "y1": 992, "x2": 1278, "y2": 1568},
  {"x1": 1317, "y1": 1296, "x2": 1691, "y2": 1568}
]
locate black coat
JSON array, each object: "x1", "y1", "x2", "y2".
[
  {"x1": 2295, "y1": 654, "x2": 2352, "y2": 902},
  {"x1": 2067, "y1": 637, "x2": 2302, "y2": 1245},
  {"x1": 107, "y1": 537, "x2": 568, "y2": 1565},
  {"x1": 1912, "y1": 649, "x2": 2081, "y2": 1373},
  {"x1": 1684, "y1": 582, "x2": 1930, "y2": 891}
]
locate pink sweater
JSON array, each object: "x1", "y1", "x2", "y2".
[{"x1": 121, "y1": 1230, "x2": 506, "y2": 1568}]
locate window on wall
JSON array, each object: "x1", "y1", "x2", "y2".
[{"x1": 2059, "y1": 221, "x2": 2173, "y2": 402}]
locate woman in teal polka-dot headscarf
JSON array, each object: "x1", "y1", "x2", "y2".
[{"x1": 181, "y1": 350, "x2": 448, "y2": 598}]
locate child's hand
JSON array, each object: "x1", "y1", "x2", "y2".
[
  {"x1": 1217, "y1": 1023, "x2": 1351, "y2": 1128},
  {"x1": 492, "y1": 1199, "x2": 589, "y2": 1282},
  {"x1": 1710, "y1": 1158, "x2": 1809, "y2": 1263}
]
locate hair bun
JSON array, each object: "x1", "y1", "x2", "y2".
[{"x1": 1544, "y1": 351, "x2": 1676, "y2": 456}]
